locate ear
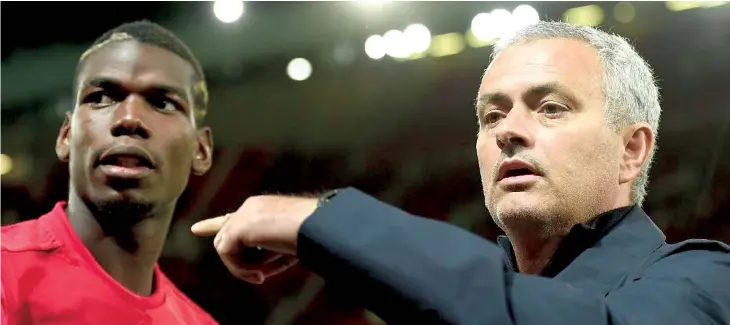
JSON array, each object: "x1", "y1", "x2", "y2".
[
  {"x1": 55, "y1": 112, "x2": 73, "y2": 162},
  {"x1": 618, "y1": 122, "x2": 654, "y2": 184},
  {"x1": 192, "y1": 127, "x2": 213, "y2": 176}
]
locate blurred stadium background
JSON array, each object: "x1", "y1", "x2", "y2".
[{"x1": 2, "y1": 1, "x2": 729, "y2": 324}]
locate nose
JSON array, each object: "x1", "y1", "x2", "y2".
[
  {"x1": 494, "y1": 108, "x2": 535, "y2": 152},
  {"x1": 110, "y1": 95, "x2": 151, "y2": 139}
]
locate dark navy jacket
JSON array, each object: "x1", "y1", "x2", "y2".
[{"x1": 298, "y1": 188, "x2": 730, "y2": 325}]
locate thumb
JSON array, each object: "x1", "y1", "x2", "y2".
[{"x1": 191, "y1": 216, "x2": 228, "y2": 237}]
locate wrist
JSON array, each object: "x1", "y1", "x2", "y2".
[{"x1": 316, "y1": 189, "x2": 339, "y2": 208}]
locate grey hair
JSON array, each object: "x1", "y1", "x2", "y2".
[{"x1": 488, "y1": 21, "x2": 661, "y2": 207}]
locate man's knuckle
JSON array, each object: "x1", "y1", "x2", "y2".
[
  {"x1": 245, "y1": 195, "x2": 264, "y2": 204},
  {"x1": 241, "y1": 232, "x2": 257, "y2": 247}
]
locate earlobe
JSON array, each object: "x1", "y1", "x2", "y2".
[
  {"x1": 192, "y1": 127, "x2": 214, "y2": 176},
  {"x1": 619, "y1": 123, "x2": 654, "y2": 184},
  {"x1": 55, "y1": 112, "x2": 72, "y2": 162}
]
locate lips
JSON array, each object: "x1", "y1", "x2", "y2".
[
  {"x1": 98, "y1": 154, "x2": 154, "y2": 169},
  {"x1": 497, "y1": 160, "x2": 540, "y2": 182},
  {"x1": 96, "y1": 146, "x2": 156, "y2": 170},
  {"x1": 95, "y1": 145, "x2": 157, "y2": 180}
]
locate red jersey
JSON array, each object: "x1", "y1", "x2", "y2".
[{"x1": 1, "y1": 202, "x2": 218, "y2": 325}]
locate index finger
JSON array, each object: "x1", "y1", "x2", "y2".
[{"x1": 191, "y1": 215, "x2": 228, "y2": 237}]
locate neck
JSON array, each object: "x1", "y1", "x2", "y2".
[
  {"x1": 508, "y1": 234, "x2": 563, "y2": 274},
  {"x1": 66, "y1": 189, "x2": 174, "y2": 296},
  {"x1": 500, "y1": 214, "x2": 571, "y2": 275},
  {"x1": 504, "y1": 199, "x2": 631, "y2": 274}
]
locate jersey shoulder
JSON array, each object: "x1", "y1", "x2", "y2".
[{"x1": 1, "y1": 215, "x2": 61, "y2": 253}]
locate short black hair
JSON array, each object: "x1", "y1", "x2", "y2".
[{"x1": 76, "y1": 20, "x2": 209, "y2": 123}]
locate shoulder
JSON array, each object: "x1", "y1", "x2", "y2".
[
  {"x1": 637, "y1": 238, "x2": 730, "y2": 274},
  {"x1": 1, "y1": 214, "x2": 61, "y2": 253},
  {"x1": 637, "y1": 238, "x2": 730, "y2": 294},
  {"x1": 2, "y1": 205, "x2": 66, "y2": 288},
  {"x1": 652, "y1": 239, "x2": 730, "y2": 265},
  {"x1": 1, "y1": 208, "x2": 67, "y2": 319}
]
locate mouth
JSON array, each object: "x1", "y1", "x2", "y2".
[
  {"x1": 497, "y1": 160, "x2": 541, "y2": 182},
  {"x1": 97, "y1": 154, "x2": 155, "y2": 169},
  {"x1": 95, "y1": 146, "x2": 156, "y2": 180}
]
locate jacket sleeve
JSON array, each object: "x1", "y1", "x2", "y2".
[{"x1": 297, "y1": 188, "x2": 730, "y2": 325}]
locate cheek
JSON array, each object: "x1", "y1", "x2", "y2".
[
  {"x1": 543, "y1": 128, "x2": 617, "y2": 183},
  {"x1": 476, "y1": 133, "x2": 500, "y2": 181},
  {"x1": 165, "y1": 133, "x2": 198, "y2": 167},
  {"x1": 587, "y1": 133, "x2": 621, "y2": 178},
  {"x1": 70, "y1": 115, "x2": 103, "y2": 159}
]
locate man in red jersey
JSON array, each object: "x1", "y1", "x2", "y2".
[{"x1": 2, "y1": 21, "x2": 217, "y2": 325}]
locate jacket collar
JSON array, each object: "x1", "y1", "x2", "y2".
[{"x1": 498, "y1": 206, "x2": 665, "y2": 295}]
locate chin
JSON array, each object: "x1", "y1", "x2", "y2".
[
  {"x1": 489, "y1": 191, "x2": 560, "y2": 233},
  {"x1": 82, "y1": 186, "x2": 157, "y2": 221},
  {"x1": 92, "y1": 185, "x2": 154, "y2": 205}
]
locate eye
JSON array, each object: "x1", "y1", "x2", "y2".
[
  {"x1": 482, "y1": 110, "x2": 506, "y2": 128},
  {"x1": 540, "y1": 103, "x2": 568, "y2": 117},
  {"x1": 148, "y1": 96, "x2": 180, "y2": 113},
  {"x1": 83, "y1": 91, "x2": 116, "y2": 108}
]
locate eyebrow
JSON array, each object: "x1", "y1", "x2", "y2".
[
  {"x1": 476, "y1": 82, "x2": 579, "y2": 110},
  {"x1": 83, "y1": 77, "x2": 189, "y2": 103}
]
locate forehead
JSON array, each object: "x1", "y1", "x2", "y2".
[
  {"x1": 480, "y1": 38, "x2": 604, "y2": 99},
  {"x1": 77, "y1": 40, "x2": 196, "y2": 90}
]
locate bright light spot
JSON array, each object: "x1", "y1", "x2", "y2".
[
  {"x1": 403, "y1": 24, "x2": 432, "y2": 54},
  {"x1": 213, "y1": 0, "x2": 244, "y2": 23},
  {"x1": 429, "y1": 33, "x2": 465, "y2": 58},
  {"x1": 512, "y1": 5, "x2": 540, "y2": 29},
  {"x1": 286, "y1": 58, "x2": 312, "y2": 81},
  {"x1": 352, "y1": 0, "x2": 391, "y2": 10},
  {"x1": 665, "y1": 1, "x2": 727, "y2": 11},
  {"x1": 353, "y1": 0, "x2": 391, "y2": 4},
  {"x1": 471, "y1": 8, "x2": 522, "y2": 43},
  {"x1": 471, "y1": 13, "x2": 497, "y2": 42},
  {"x1": 563, "y1": 5, "x2": 605, "y2": 27},
  {"x1": 665, "y1": 1, "x2": 702, "y2": 11},
  {"x1": 383, "y1": 30, "x2": 410, "y2": 59},
  {"x1": 490, "y1": 9, "x2": 516, "y2": 40},
  {"x1": 0, "y1": 154, "x2": 13, "y2": 176},
  {"x1": 404, "y1": 51, "x2": 427, "y2": 61},
  {"x1": 613, "y1": 2, "x2": 636, "y2": 23},
  {"x1": 702, "y1": 1, "x2": 728, "y2": 8},
  {"x1": 465, "y1": 29, "x2": 494, "y2": 48},
  {"x1": 364, "y1": 35, "x2": 386, "y2": 59}
]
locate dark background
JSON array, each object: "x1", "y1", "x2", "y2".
[{"x1": 2, "y1": 2, "x2": 729, "y2": 324}]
